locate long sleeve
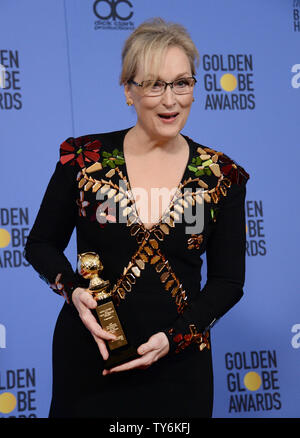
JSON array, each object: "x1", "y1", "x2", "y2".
[
  {"x1": 163, "y1": 175, "x2": 248, "y2": 353},
  {"x1": 24, "y1": 155, "x2": 81, "y2": 304}
]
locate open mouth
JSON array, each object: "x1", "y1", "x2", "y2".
[{"x1": 158, "y1": 112, "x2": 179, "y2": 120}]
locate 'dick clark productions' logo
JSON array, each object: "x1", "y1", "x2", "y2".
[
  {"x1": 225, "y1": 350, "x2": 281, "y2": 414},
  {"x1": 0, "y1": 208, "x2": 30, "y2": 268},
  {"x1": 201, "y1": 54, "x2": 255, "y2": 110},
  {"x1": 93, "y1": 0, "x2": 134, "y2": 30},
  {"x1": 0, "y1": 49, "x2": 22, "y2": 110}
]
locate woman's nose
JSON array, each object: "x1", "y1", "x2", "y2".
[{"x1": 161, "y1": 84, "x2": 176, "y2": 106}]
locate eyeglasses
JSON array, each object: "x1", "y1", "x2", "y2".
[{"x1": 128, "y1": 76, "x2": 197, "y2": 96}]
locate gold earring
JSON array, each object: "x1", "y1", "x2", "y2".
[
  {"x1": 127, "y1": 99, "x2": 133, "y2": 106},
  {"x1": 192, "y1": 98, "x2": 195, "y2": 102}
]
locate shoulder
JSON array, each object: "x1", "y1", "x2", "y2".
[
  {"x1": 183, "y1": 135, "x2": 249, "y2": 222},
  {"x1": 59, "y1": 128, "x2": 130, "y2": 169},
  {"x1": 184, "y1": 134, "x2": 250, "y2": 186}
]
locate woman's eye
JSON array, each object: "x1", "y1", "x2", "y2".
[
  {"x1": 152, "y1": 81, "x2": 163, "y2": 89},
  {"x1": 175, "y1": 79, "x2": 189, "y2": 87}
]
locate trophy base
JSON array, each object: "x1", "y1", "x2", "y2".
[{"x1": 104, "y1": 344, "x2": 140, "y2": 369}]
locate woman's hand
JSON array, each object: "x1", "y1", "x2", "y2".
[
  {"x1": 102, "y1": 331, "x2": 170, "y2": 376},
  {"x1": 72, "y1": 287, "x2": 117, "y2": 360}
]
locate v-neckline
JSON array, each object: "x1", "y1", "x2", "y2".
[{"x1": 118, "y1": 127, "x2": 192, "y2": 233}]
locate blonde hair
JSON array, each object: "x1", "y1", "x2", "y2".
[{"x1": 120, "y1": 17, "x2": 199, "y2": 85}]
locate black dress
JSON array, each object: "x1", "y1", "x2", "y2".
[{"x1": 24, "y1": 127, "x2": 249, "y2": 418}]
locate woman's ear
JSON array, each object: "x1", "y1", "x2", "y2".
[{"x1": 124, "y1": 83, "x2": 133, "y2": 106}]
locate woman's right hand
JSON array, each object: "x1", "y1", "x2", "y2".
[{"x1": 72, "y1": 287, "x2": 117, "y2": 361}]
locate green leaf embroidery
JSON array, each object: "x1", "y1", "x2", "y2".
[
  {"x1": 101, "y1": 148, "x2": 125, "y2": 168},
  {"x1": 188, "y1": 165, "x2": 198, "y2": 172}
]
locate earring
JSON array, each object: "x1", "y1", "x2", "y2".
[
  {"x1": 127, "y1": 99, "x2": 133, "y2": 106},
  {"x1": 192, "y1": 98, "x2": 195, "y2": 102}
]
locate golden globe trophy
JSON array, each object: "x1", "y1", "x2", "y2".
[{"x1": 78, "y1": 252, "x2": 139, "y2": 369}]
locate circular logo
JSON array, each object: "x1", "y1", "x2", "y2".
[
  {"x1": 220, "y1": 73, "x2": 237, "y2": 92},
  {"x1": 0, "y1": 392, "x2": 17, "y2": 414},
  {"x1": 93, "y1": 0, "x2": 133, "y2": 21},
  {"x1": 0, "y1": 228, "x2": 11, "y2": 248},
  {"x1": 244, "y1": 371, "x2": 262, "y2": 391}
]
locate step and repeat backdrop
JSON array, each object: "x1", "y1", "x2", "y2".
[{"x1": 0, "y1": 0, "x2": 299, "y2": 418}]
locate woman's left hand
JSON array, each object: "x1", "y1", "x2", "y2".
[{"x1": 102, "y1": 331, "x2": 170, "y2": 376}]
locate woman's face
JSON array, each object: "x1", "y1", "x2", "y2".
[{"x1": 124, "y1": 46, "x2": 194, "y2": 142}]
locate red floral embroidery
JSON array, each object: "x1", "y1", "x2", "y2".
[
  {"x1": 169, "y1": 324, "x2": 210, "y2": 353},
  {"x1": 218, "y1": 153, "x2": 249, "y2": 185},
  {"x1": 60, "y1": 136, "x2": 101, "y2": 168},
  {"x1": 173, "y1": 333, "x2": 183, "y2": 343},
  {"x1": 187, "y1": 234, "x2": 204, "y2": 250}
]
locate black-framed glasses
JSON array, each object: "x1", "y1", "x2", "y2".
[{"x1": 128, "y1": 76, "x2": 197, "y2": 96}]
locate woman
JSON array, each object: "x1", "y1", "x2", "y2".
[{"x1": 25, "y1": 18, "x2": 249, "y2": 418}]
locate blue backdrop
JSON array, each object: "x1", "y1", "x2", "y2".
[{"x1": 0, "y1": 0, "x2": 299, "y2": 418}]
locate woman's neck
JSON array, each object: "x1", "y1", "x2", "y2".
[{"x1": 124, "y1": 124, "x2": 185, "y2": 156}]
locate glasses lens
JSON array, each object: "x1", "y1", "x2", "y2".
[
  {"x1": 143, "y1": 80, "x2": 165, "y2": 96},
  {"x1": 173, "y1": 78, "x2": 195, "y2": 94},
  {"x1": 140, "y1": 77, "x2": 196, "y2": 96}
]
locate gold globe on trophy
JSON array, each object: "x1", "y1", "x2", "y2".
[
  {"x1": 78, "y1": 252, "x2": 138, "y2": 369},
  {"x1": 78, "y1": 252, "x2": 110, "y2": 298}
]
